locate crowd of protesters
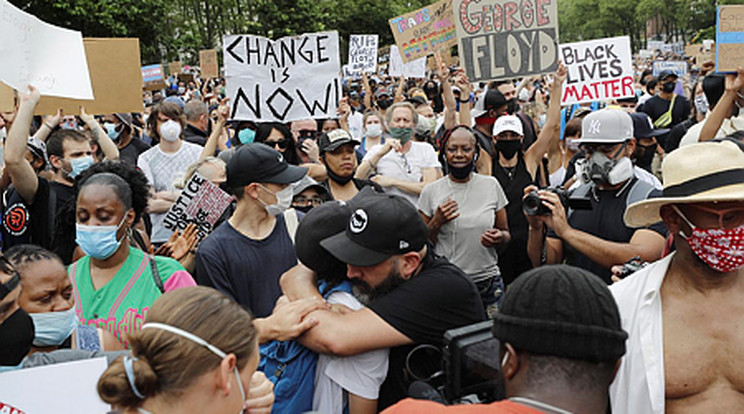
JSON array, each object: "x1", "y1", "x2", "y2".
[{"x1": 0, "y1": 37, "x2": 743, "y2": 414}]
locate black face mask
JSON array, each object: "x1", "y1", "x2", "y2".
[
  {"x1": 506, "y1": 98, "x2": 520, "y2": 115},
  {"x1": 377, "y1": 99, "x2": 393, "y2": 110},
  {"x1": 635, "y1": 143, "x2": 657, "y2": 170},
  {"x1": 0, "y1": 307, "x2": 35, "y2": 366},
  {"x1": 324, "y1": 159, "x2": 354, "y2": 185},
  {"x1": 448, "y1": 160, "x2": 475, "y2": 180},
  {"x1": 495, "y1": 140, "x2": 521, "y2": 159},
  {"x1": 293, "y1": 204, "x2": 314, "y2": 214},
  {"x1": 662, "y1": 82, "x2": 676, "y2": 93}
]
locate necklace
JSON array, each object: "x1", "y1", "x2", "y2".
[{"x1": 509, "y1": 397, "x2": 574, "y2": 414}]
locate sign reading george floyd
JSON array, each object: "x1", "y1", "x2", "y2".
[
  {"x1": 162, "y1": 173, "x2": 232, "y2": 241},
  {"x1": 716, "y1": 5, "x2": 744, "y2": 73},
  {"x1": 453, "y1": 0, "x2": 559, "y2": 82},
  {"x1": 224, "y1": 31, "x2": 341, "y2": 122},
  {"x1": 348, "y1": 35, "x2": 378, "y2": 76},
  {"x1": 560, "y1": 36, "x2": 634, "y2": 105},
  {"x1": 388, "y1": 0, "x2": 458, "y2": 63}
]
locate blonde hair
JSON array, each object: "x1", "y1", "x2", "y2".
[
  {"x1": 174, "y1": 157, "x2": 225, "y2": 189},
  {"x1": 97, "y1": 287, "x2": 257, "y2": 408}
]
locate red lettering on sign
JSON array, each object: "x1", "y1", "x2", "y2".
[{"x1": 504, "y1": 2, "x2": 520, "y2": 31}]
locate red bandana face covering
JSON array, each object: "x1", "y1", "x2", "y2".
[{"x1": 674, "y1": 206, "x2": 744, "y2": 273}]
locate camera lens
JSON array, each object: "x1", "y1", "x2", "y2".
[{"x1": 522, "y1": 191, "x2": 542, "y2": 216}]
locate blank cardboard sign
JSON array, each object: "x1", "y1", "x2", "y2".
[
  {"x1": 200, "y1": 49, "x2": 219, "y2": 79},
  {"x1": 33, "y1": 38, "x2": 144, "y2": 115},
  {"x1": 0, "y1": 83, "x2": 14, "y2": 112}
]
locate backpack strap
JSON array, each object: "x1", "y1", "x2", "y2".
[
  {"x1": 283, "y1": 208, "x2": 299, "y2": 244},
  {"x1": 148, "y1": 254, "x2": 165, "y2": 293},
  {"x1": 625, "y1": 179, "x2": 655, "y2": 211}
]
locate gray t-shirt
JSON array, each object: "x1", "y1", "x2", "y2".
[
  {"x1": 418, "y1": 173, "x2": 508, "y2": 282},
  {"x1": 137, "y1": 141, "x2": 202, "y2": 243}
]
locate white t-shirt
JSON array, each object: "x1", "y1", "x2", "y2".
[
  {"x1": 363, "y1": 141, "x2": 440, "y2": 206},
  {"x1": 137, "y1": 141, "x2": 202, "y2": 243},
  {"x1": 313, "y1": 291, "x2": 389, "y2": 414},
  {"x1": 348, "y1": 111, "x2": 364, "y2": 140},
  {"x1": 418, "y1": 174, "x2": 508, "y2": 282}
]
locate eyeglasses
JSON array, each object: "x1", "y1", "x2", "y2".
[
  {"x1": 293, "y1": 196, "x2": 323, "y2": 206},
  {"x1": 399, "y1": 153, "x2": 412, "y2": 174},
  {"x1": 265, "y1": 139, "x2": 289, "y2": 149},
  {"x1": 680, "y1": 204, "x2": 744, "y2": 230}
]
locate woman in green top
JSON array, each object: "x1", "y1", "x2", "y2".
[{"x1": 69, "y1": 172, "x2": 195, "y2": 348}]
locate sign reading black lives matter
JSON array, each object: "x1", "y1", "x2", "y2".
[
  {"x1": 224, "y1": 31, "x2": 341, "y2": 122},
  {"x1": 453, "y1": 0, "x2": 559, "y2": 82},
  {"x1": 162, "y1": 173, "x2": 233, "y2": 241}
]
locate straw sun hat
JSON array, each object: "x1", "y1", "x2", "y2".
[{"x1": 624, "y1": 140, "x2": 744, "y2": 227}]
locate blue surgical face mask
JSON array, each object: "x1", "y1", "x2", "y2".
[
  {"x1": 29, "y1": 307, "x2": 78, "y2": 347},
  {"x1": 76, "y1": 214, "x2": 128, "y2": 260},
  {"x1": 238, "y1": 128, "x2": 255, "y2": 145},
  {"x1": 103, "y1": 122, "x2": 120, "y2": 141},
  {"x1": 69, "y1": 155, "x2": 95, "y2": 179}
]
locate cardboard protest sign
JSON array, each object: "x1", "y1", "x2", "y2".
[
  {"x1": 224, "y1": 31, "x2": 341, "y2": 122},
  {"x1": 0, "y1": 0, "x2": 93, "y2": 100},
  {"x1": 652, "y1": 61, "x2": 687, "y2": 77},
  {"x1": 0, "y1": 83, "x2": 14, "y2": 112},
  {"x1": 163, "y1": 173, "x2": 233, "y2": 241},
  {"x1": 389, "y1": 45, "x2": 427, "y2": 78},
  {"x1": 560, "y1": 36, "x2": 634, "y2": 105},
  {"x1": 142, "y1": 64, "x2": 167, "y2": 91},
  {"x1": 33, "y1": 38, "x2": 143, "y2": 116},
  {"x1": 716, "y1": 5, "x2": 744, "y2": 72},
  {"x1": 389, "y1": 0, "x2": 457, "y2": 63},
  {"x1": 0, "y1": 358, "x2": 109, "y2": 413},
  {"x1": 348, "y1": 35, "x2": 379, "y2": 76},
  {"x1": 169, "y1": 61, "x2": 183, "y2": 75},
  {"x1": 453, "y1": 0, "x2": 559, "y2": 82},
  {"x1": 200, "y1": 49, "x2": 219, "y2": 79}
]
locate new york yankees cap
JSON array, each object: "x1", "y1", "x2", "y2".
[
  {"x1": 578, "y1": 108, "x2": 634, "y2": 145},
  {"x1": 226, "y1": 143, "x2": 308, "y2": 188},
  {"x1": 320, "y1": 187, "x2": 428, "y2": 267}
]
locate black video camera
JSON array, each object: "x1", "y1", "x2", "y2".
[{"x1": 523, "y1": 187, "x2": 592, "y2": 216}]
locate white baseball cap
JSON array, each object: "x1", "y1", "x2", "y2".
[{"x1": 493, "y1": 115, "x2": 524, "y2": 137}]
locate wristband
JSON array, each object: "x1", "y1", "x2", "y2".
[
  {"x1": 458, "y1": 98, "x2": 471, "y2": 104},
  {"x1": 43, "y1": 122, "x2": 54, "y2": 130}
]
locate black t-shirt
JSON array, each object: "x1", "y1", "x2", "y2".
[
  {"x1": 49, "y1": 181, "x2": 75, "y2": 213},
  {"x1": 368, "y1": 251, "x2": 486, "y2": 409},
  {"x1": 319, "y1": 178, "x2": 382, "y2": 200},
  {"x1": 639, "y1": 94, "x2": 691, "y2": 129},
  {"x1": 2, "y1": 176, "x2": 52, "y2": 250},
  {"x1": 119, "y1": 138, "x2": 151, "y2": 167},
  {"x1": 194, "y1": 214, "x2": 297, "y2": 317},
  {"x1": 547, "y1": 178, "x2": 667, "y2": 283}
]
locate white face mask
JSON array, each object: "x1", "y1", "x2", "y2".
[
  {"x1": 258, "y1": 184, "x2": 293, "y2": 216},
  {"x1": 142, "y1": 322, "x2": 247, "y2": 414},
  {"x1": 159, "y1": 120, "x2": 182, "y2": 142},
  {"x1": 365, "y1": 123, "x2": 383, "y2": 137}
]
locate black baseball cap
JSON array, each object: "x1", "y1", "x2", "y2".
[
  {"x1": 318, "y1": 129, "x2": 360, "y2": 154},
  {"x1": 657, "y1": 69, "x2": 677, "y2": 82},
  {"x1": 630, "y1": 113, "x2": 669, "y2": 139},
  {"x1": 320, "y1": 187, "x2": 428, "y2": 267},
  {"x1": 226, "y1": 143, "x2": 307, "y2": 188},
  {"x1": 295, "y1": 200, "x2": 352, "y2": 280}
]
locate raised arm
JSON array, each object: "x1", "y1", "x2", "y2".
[
  {"x1": 200, "y1": 101, "x2": 229, "y2": 161},
  {"x1": 80, "y1": 107, "x2": 119, "y2": 160},
  {"x1": 5, "y1": 86, "x2": 41, "y2": 204},
  {"x1": 362, "y1": 72, "x2": 373, "y2": 110},
  {"x1": 699, "y1": 67, "x2": 744, "y2": 142},
  {"x1": 32, "y1": 109, "x2": 62, "y2": 142},
  {"x1": 436, "y1": 53, "x2": 457, "y2": 131},
  {"x1": 524, "y1": 63, "x2": 567, "y2": 177}
]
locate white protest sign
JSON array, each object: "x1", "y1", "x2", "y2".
[
  {"x1": 348, "y1": 35, "x2": 378, "y2": 76},
  {"x1": 224, "y1": 31, "x2": 341, "y2": 122},
  {"x1": 0, "y1": 357, "x2": 108, "y2": 413},
  {"x1": 652, "y1": 61, "x2": 687, "y2": 77},
  {"x1": 162, "y1": 172, "x2": 233, "y2": 241},
  {"x1": 647, "y1": 40, "x2": 665, "y2": 51},
  {"x1": 389, "y1": 45, "x2": 426, "y2": 78},
  {"x1": 560, "y1": 36, "x2": 634, "y2": 105},
  {"x1": 0, "y1": 0, "x2": 93, "y2": 99}
]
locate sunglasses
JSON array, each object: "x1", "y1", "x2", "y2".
[{"x1": 266, "y1": 139, "x2": 289, "y2": 149}]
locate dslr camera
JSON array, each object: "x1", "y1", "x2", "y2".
[{"x1": 523, "y1": 187, "x2": 592, "y2": 216}]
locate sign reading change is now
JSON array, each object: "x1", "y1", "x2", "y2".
[{"x1": 224, "y1": 31, "x2": 340, "y2": 122}]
